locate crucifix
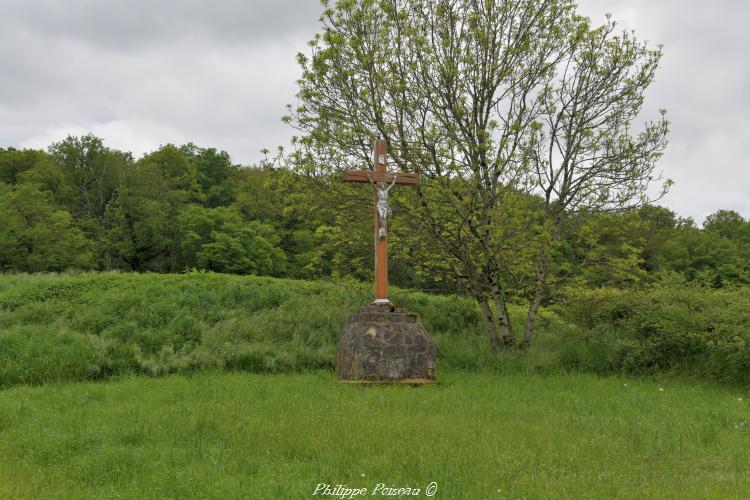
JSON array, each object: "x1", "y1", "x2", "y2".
[{"x1": 343, "y1": 138, "x2": 419, "y2": 305}]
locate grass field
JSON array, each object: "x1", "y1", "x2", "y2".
[
  {"x1": 0, "y1": 371, "x2": 747, "y2": 499},
  {"x1": 1, "y1": 272, "x2": 748, "y2": 498}
]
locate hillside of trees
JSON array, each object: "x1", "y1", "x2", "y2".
[{"x1": 1, "y1": 134, "x2": 748, "y2": 292}]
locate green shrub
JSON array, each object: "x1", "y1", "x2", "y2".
[{"x1": 560, "y1": 284, "x2": 750, "y2": 384}]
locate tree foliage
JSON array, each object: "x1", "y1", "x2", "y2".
[
  {"x1": 286, "y1": 0, "x2": 669, "y2": 349},
  {"x1": 0, "y1": 183, "x2": 93, "y2": 272}
]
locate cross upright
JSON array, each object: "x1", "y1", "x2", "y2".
[{"x1": 343, "y1": 138, "x2": 419, "y2": 305}]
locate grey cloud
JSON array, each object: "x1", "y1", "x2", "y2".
[
  {"x1": 576, "y1": 0, "x2": 750, "y2": 222},
  {"x1": 1, "y1": 1, "x2": 321, "y2": 163},
  {"x1": 1, "y1": 0, "x2": 748, "y2": 222},
  {"x1": 6, "y1": 0, "x2": 325, "y2": 50}
]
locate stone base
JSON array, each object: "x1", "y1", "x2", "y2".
[
  {"x1": 336, "y1": 304, "x2": 437, "y2": 382},
  {"x1": 340, "y1": 378, "x2": 437, "y2": 386}
]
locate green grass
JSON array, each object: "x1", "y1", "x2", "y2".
[
  {"x1": 0, "y1": 272, "x2": 571, "y2": 388},
  {"x1": 0, "y1": 371, "x2": 747, "y2": 499},
  {"x1": 1, "y1": 272, "x2": 748, "y2": 498}
]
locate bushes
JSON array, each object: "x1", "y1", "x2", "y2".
[
  {"x1": 559, "y1": 284, "x2": 750, "y2": 384},
  {"x1": 0, "y1": 272, "x2": 512, "y2": 387}
]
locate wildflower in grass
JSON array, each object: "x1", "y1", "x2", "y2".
[
  {"x1": 659, "y1": 388, "x2": 664, "y2": 392},
  {"x1": 739, "y1": 398, "x2": 743, "y2": 402}
]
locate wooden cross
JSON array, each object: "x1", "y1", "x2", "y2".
[{"x1": 343, "y1": 138, "x2": 419, "y2": 305}]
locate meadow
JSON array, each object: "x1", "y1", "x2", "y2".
[
  {"x1": 0, "y1": 371, "x2": 747, "y2": 499},
  {"x1": 0, "y1": 272, "x2": 748, "y2": 498}
]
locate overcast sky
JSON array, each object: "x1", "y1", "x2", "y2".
[{"x1": 2, "y1": 1, "x2": 747, "y2": 223}]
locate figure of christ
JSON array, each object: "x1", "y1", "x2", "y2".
[{"x1": 369, "y1": 173, "x2": 398, "y2": 240}]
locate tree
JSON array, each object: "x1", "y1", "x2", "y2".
[
  {"x1": 234, "y1": 166, "x2": 374, "y2": 281},
  {"x1": 703, "y1": 210, "x2": 748, "y2": 243},
  {"x1": 0, "y1": 184, "x2": 93, "y2": 272},
  {"x1": 633, "y1": 205, "x2": 678, "y2": 274},
  {"x1": 197, "y1": 220, "x2": 282, "y2": 275},
  {"x1": 0, "y1": 148, "x2": 46, "y2": 185},
  {"x1": 521, "y1": 16, "x2": 669, "y2": 345},
  {"x1": 287, "y1": 0, "x2": 668, "y2": 350},
  {"x1": 288, "y1": 0, "x2": 575, "y2": 351},
  {"x1": 104, "y1": 145, "x2": 201, "y2": 271},
  {"x1": 180, "y1": 144, "x2": 241, "y2": 207},
  {"x1": 176, "y1": 204, "x2": 286, "y2": 275},
  {"x1": 657, "y1": 222, "x2": 749, "y2": 287},
  {"x1": 565, "y1": 211, "x2": 649, "y2": 289},
  {"x1": 17, "y1": 154, "x2": 74, "y2": 203},
  {"x1": 48, "y1": 134, "x2": 132, "y2": 224}
]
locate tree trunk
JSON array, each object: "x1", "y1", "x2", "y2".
[
  {"x1": 477, "y1": 295, "x2": 500, "y2": 353},
  {"x1": 522, "y1": 252, "x2": 549, "y2": 348},
  {"x1": 489, "y1": 275, "x2": 515, "y2": 348},
  {"x1": 495, "y1": 295, "x2": 515, "y2": 348}
]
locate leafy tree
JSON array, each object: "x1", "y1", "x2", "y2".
[
  {"x1": 176, "y1": 204, "x2": 217, "y2": 269},
  {"x1": 0, "y1": 184, "x2": 93, "y2": 272},
  {"x1": 287, "y1": 0, "x2": 578, "y2": 350},
  {"x1": 550, "y1": 205, "x2": 678, "y2": 292},
  {"x1": 17, "y1": 155, "x2": 75, "y2": 204},
  {"x1": 134, "y1": 144, "x2": 202, "y2": 202},
  {"x1": 565, "y1": 211, "x2": 649, "y2": 289},
  {"x1": 286, "y1": 0, "x2": 668, "y2": 350},
  {"x1": 520, "y1": 16, "x2": 669, "y2": 345},
  {"x1": 104, "y1": 145, "x2": 201, "y2": 271},
  {"x1": 234, "y1": 168, "x2": 289, "y2": 222},
  {"x1": 176, "y1": 204, "x2": 286, "y2": 275},
  {"x1": 47, "y1": 134, "x2": 133, "y2": 223},
  {"x1": 703, "y1": 210, "x2": 749, "y2": 244},
  {"x1": 633, "y1": 205, "x2": 678, "y2": 273},
  {"x1": 0, "y1": 148, "x2": 46, "y2": 185},
  {"x1": 197, "y1": 220, "x2": 282, "y2": 275},
  {"x1": 180, "y1": 144, "x2": 240, "y2": 207},
  {"x1": 658, "y1": 225, "x2": 748, "y2": 287},
  {"x1": 233, "y1": 167, "x2": 371, "y2": 280}
]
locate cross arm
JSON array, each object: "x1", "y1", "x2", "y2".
[{"x1": 343, "y1": 170, "x2": 419, "y2": 185}]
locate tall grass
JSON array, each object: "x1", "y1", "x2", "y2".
[
  {"x1": 2, "y1": 272, "x2": 746, "y2": 389},
  {"x1": 0, "y1": 272, "x2": 571, "y2": 388}
]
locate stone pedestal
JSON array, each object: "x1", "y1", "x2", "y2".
[{"x1": 336, "y1": 304, "x2": 437, "y2": 382}]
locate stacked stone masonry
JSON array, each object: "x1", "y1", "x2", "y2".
[{"x1": 336, "y1": 304, "x2": 437, "y2": 381}]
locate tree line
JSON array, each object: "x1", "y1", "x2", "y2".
[{"x1": 1, "y1": 135, "x2": 747, "y2": 290}]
